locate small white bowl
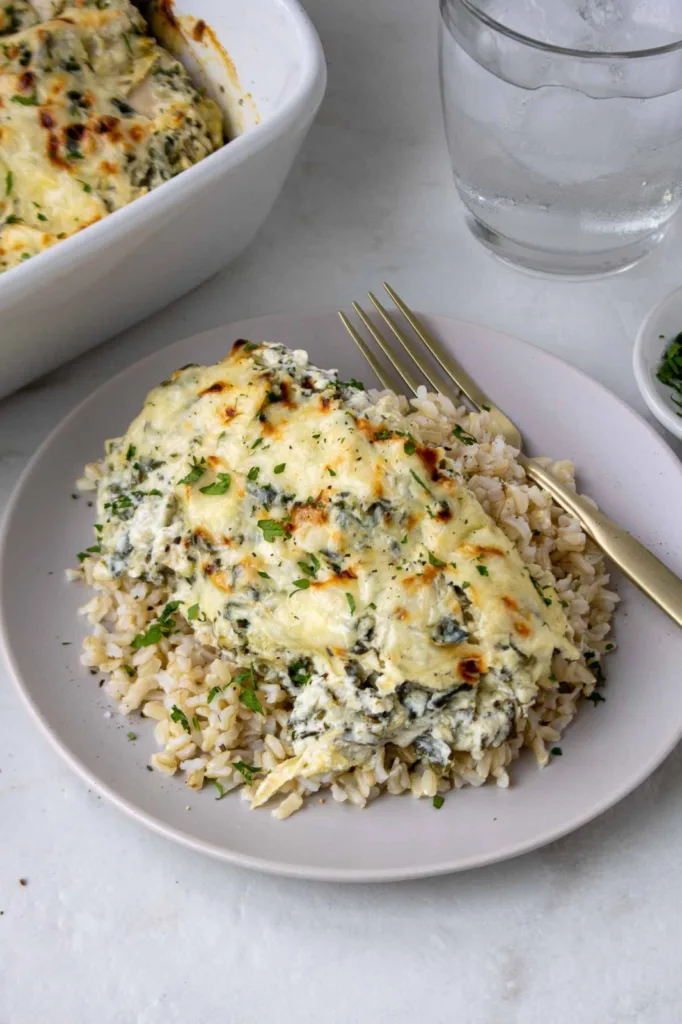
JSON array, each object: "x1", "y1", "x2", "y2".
[{"x1": 634, "y1": 284, "x2": 682, "y2": 441}]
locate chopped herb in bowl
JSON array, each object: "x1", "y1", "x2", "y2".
[{"x1": 656, "y1": 332, "x2": 682, "y2": 417}]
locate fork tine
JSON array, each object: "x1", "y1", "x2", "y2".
[
  {"x1": 337, "y1": 312, "x2": 404, "y2": 393},
  {"x1": 352, "y1": 302, "x2": 423, "y2": 395},
  {"x1": 383, "y1": 282, "x2": 491, "y2": 413},
  {"x1": 367, "y1": 291, "x2": 460, "y2": 404}
]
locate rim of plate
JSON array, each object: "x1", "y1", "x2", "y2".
[{"x1": 2, "y1": 308, "x2": 681, "y2": 882}]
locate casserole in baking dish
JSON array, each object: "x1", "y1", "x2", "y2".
[
  {"x1": 0, "y1": 0, "x2": 225, "y2": 273},
  {"x1": 0, "y1": 0, "x2": 224, "y2": 273},
  {"x1": 0, "y1": 0, "x2": 325, "y2": 397}
]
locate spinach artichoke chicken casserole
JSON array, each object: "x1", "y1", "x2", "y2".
[
  {"x1": 71, "y1": 341, "x2": 618, "y2": 819},
  {"x1": 0, "y1": 0, "x2": 223, "y2": 273}
]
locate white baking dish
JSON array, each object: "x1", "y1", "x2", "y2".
[{"x1": 0, "y1": 0, "x2": 326, "y2": 399}]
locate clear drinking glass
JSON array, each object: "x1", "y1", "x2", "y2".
[{"x1": 439, "y1": 0, "x2": 682, "y2": 275}]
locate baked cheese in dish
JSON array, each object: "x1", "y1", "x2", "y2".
[
  {"x1": 94, "y1": 341, "x2": 580, "y2": 807},
  {"x1": 0, "y1": 0, "x2": 223, "y2": 273}
]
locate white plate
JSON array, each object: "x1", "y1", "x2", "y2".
[{"x1": 2, "y1": 309, "x2": 682, "y2": 882}]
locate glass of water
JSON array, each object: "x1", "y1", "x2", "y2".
[{"x1": 439, "y1": 0, "x2": 682, "y2": 275}]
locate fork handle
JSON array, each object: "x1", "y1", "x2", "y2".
[{"x1": 523, "y1": 457, "x2": 682, "y2": 629}]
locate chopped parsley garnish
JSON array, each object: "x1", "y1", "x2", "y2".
[
  {"x1": 292, "y1": 578, "x2": 310, "y2": 591},
  {"x1": 239, "y1": 688, "x2": 264, "y2": 715},
  {"x1": 235, "y1": 665, "x2": 264, "y2": 715},
  {"x1": 346, "y1": 592, "x2": 356, "y2": 614},
  {"x1": 251, "y1": 437, "x2": 264, "y2": 449},
  {"x1": 551, "y1": 747, "x2": 562, "y2": 756},
  {"x1": 37, "y1": 212, "x2": 47, "y2": 222},
  {"x1": 656, "y1": 332, "x2": 682, "y2": 416},
  {"x1": 170, "y1": 705, "x2": 190, "y2": 731},
  {"x1": 369, "y1": 602, "x2": 377, "y2": 610},
  {"x1": 187, "y1": 604, "x2": 200, "y2": 620},
  {"x1": 126, "y1": 444, "x2": 136, "y2": 460},
  {"x1": 258, "y1": 519, "x2": 286, "y2": 542},
  {"x1": 192, "y1": 715, "x2": 201, "y2": 731},
  {"x1": 233, "y1": 666, "x2": 255, "y2": 687},
  {"x1": 123, "y1": 665, "x2": 135, "y2": 678},
  {"x1": 327, "y1": 467, "x2": 337, "y2": 476},
  {"x1": 339, "y1": 377, "x2": 365, "y2": 390},
  {"x1": 247, "y1": 466, "x2": 260, "y2": 481},
  {"x1": 274, "y1": 463, "x2": 286, "y2": 474},
  {"x1": 452, "y1": 425, "x2": 476, "y2": 445},
  {"x1": 409, "y1": 468, "x2": 432, "y2": 495},
  {"x1": 297, "y1": 553, "x2": 320, "y2": 578},
  {"x1": 258, "y1": 571, "x2": 271, "y2": 579},
  {"x1": 213, "y1": 780, "x2": 226, "y2": 800},
  {"x1": 131, "y1": 602, "x2": 180, "y2": 648},
  {"x1": 130, "y1": 622, "x2": 165, "y2": 648},
  {"x1": 403, "y1": 437, "x2": 417, "y2": 456},
  {"x1": 199, "y1": 472, "x2": 231, "y2": 495},
  {"x1": 428, "y1": 551, "x2": 446, "y2": 568},
  {"x1": 127, "y1": 731, "x2": 137, "y2": 741},
  {"x1": 401, "y1": 535, "x2": 408, "y2": 544},
  {"x1": 530, "y1": 575, "x2": 552, "y2": 607},
  {"x1": 76, "y1": 542, "x2": 102, "y2": 561},
  {"x1": 178, "y1": 457, "x2": 207, "y2": 485},
  {"x1": 476, "y1": 564, "x2": 489, "y2": 576},
  {"x1": 206, "y1": 685, "x2": 224, "y2": 704},
  {"x1": 5, "y1": 170, "x2": 12, "y2": 196},
  {"x1": 232, "y1": 761, "x2": 261, "y2": 785},
  {"x1": 374, "y1": 429, "x2": 392, "y2": 440},
  {"x1": 433, "y1": 795, "x2": 445, "y2": 809},
  {"x1": 243, "y1": 342, "x2": 259, "y2": 352},
  {"x1": 605, "y1": 643, "x2": 614, "y2": 651},
  {"x1": 11, "y1": 93, "x2": 38, "y2": 106}
]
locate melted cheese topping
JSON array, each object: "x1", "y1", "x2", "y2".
[
  {"x1": 0, "y1": 0, "x2": 222, "y2": 272},
  {"x1": 97, "y1": 342, "x2": 578, "y2": 799}
]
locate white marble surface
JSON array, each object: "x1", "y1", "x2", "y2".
[{"x1": 2, "y1": 1, "x2": 682, "y2": 1021}]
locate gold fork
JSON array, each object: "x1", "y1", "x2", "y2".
[{"x1": 339, "y1": 283, "x2": 682, "y2": 630}]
